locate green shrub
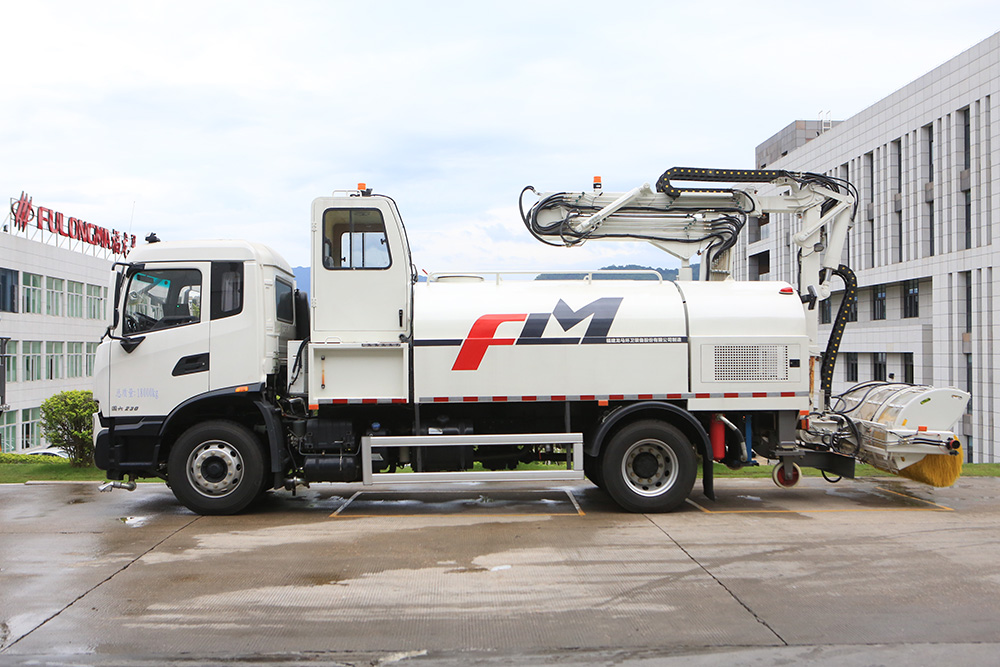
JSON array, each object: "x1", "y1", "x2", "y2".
[
  {"x1": 0, "y1": 453, "x2": 51, "y2": 464},
  {"x1": 40, "y1": 390, "x2": 98, "y2": 468}
]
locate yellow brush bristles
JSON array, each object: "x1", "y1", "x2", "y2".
[{"x1": 896, "y1": 448, "x2": 963, "y2": 487}]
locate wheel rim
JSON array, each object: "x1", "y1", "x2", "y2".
[
  {"x1": 187, "y1": 440, "x2": 244, "y2": 498},
  {"x1": 621, "y1": 438, "x2": 678, "y2": 497}
]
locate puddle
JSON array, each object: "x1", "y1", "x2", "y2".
[{"x1": 118, "y1": 516, "x2": 149, "y2": 528}]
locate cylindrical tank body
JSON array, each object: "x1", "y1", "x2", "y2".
[{"x1": 412, "y1": 276, "x2": 809, "y2": 404}]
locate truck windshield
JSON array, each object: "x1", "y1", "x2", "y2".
[{"x1": 123, "y1": 268, "x2": 202, "y2": 334}]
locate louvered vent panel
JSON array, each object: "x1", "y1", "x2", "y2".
[{"x1": 714, "y1": 345, "x2": 788, "y2": 382}]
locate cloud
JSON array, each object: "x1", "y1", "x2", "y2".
[{"x1": 3, "y1": 0, "x2": 999, "y2": 271}]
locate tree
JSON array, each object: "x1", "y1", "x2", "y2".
[{"x1": 41, "y1": 390, "x2": 98, "y2": 467}]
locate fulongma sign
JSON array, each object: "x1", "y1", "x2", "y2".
[{"x1": 9, "y1": 191, "x2": 135, "y2": 257}]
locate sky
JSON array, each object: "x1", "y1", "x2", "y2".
[{"x1": 3, "y1": 1, "x2": 999, "y2": 273}]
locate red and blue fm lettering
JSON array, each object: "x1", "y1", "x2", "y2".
[{"x1": 415, "y1": 298, "x2": 686, "y2": 371}]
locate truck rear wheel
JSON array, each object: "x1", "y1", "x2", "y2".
[
  {"x1": 167, "y1": 421, "x2": 266, "y2": 515},
  {"x1": 601, "y1": 419, "x2": 696, "y2": 513}
]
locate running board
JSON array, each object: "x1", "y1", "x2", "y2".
[{"x1": 360, "y1": 433, "x2": 585, "y2": 485}]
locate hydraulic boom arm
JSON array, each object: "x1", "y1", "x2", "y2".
[
  {"x1": 521, "y1": 167, "x2": 856, "y2": 287},
  {"x1": 522, "y1": 167, "x2": 968, "y2": 488}
]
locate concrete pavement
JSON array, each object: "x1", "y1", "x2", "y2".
[{"x1": 1, "y1": 476, "x2": 998, "y2": 665}]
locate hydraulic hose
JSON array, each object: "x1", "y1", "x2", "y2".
[{"x1": 820, "y1": 264, "x2": 857, "y2": 408}]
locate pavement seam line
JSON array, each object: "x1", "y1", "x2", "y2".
[
  {"x1": 0, "y1": 515, "x2": 202, "y2": 653},
  {"x1": 643, "y1": 514, "x2": 789, "y2": 646}
]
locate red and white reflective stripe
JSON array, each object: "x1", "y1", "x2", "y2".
[
  {"x1": 318, "y1": 398, "x2": 408, "y2": 405},
  {"x1": 416, "y1": 392, "x2": 808, "y2": 404}
]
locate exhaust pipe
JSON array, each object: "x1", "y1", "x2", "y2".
[{"x1": 99, "y1": 480, "x2": 137, "y2": 492}]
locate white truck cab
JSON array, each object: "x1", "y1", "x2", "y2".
[{"x1": 94, "y1": 240, "x2": 299, "y2": 506}]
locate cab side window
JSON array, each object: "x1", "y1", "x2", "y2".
[
  {"x1": 123, "y1": 269, "x2": 202, "y2": 334},
  {"x1": 211, "y1": 262, "x2": 244, "y2": 320},
  {"x1": 275, "y1": 278, "x2": 294, "y2": 323},
  {"x1": 322, "y1": 209, "x2": 391, "y2": 270}
]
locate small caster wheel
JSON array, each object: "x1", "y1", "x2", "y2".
[{"x1": 772, "y1": 462, "x2": 801, "y2": 488}]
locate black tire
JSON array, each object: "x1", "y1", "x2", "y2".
[
  {"x1": 600, "y1": 419, "x2": 697, "y2": 513},
  {"x1": 167, "y1": 420, "x2": 266, "y2": 515}
]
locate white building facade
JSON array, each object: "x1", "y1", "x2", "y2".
[
  {"x1": 735, "y1": 31, "x2": 999, "y2": 465},
  {"x1": 1, "y1": 193, "x2": 135, "y2": 452}
]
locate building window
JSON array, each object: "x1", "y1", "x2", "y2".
[
  {"x1": 87, "y1": 284, "x2": 106, "y2": 320},
  {"x1": 21, "y1": 407, "x2": 41, "y2": 450},
  {"x1": 750, "y1": 214, "x2": 770, "y2": 242},
  {"x1": 964, "y1": 190, "x2": 972, "y2": 250},
  {"x1": 820, "y1": 298, "x2": 832, "y2": 325},
  {"x1": 845, "y1": 295, "x2": 857, "y2": 323},
  {"x1": 46, "y1": 341, "x2": 64, "y2": 380},
  {"x1": 845, "y1": 352, "x2": 858, "y2": 383},
  {"x1": 46, "y1": 277, "x2": 64, "y2": 317},
  {"x1": 23, "y1": 341, "x2": 42, "y2": 382},
  {"x1": 67, "y1": 342, "x2": 84, "y2": 378},
  {"x1": 963, "y1": 108, "x2": 971, "y2": 171},
  {"x1": 903, "y1": 352, "x2": 914, "y2": 384},
  {"x1": 902, "y1": 279, "x2": 919, "y2": 318},
  {"x1": 749, "y1": 250, "x2": 770, "y2": 279},
  {"x1": 893, "y1": 139, "x2": 902, "y2": 189},
  {"x1": 966, "y1": 353, "x2": 973, "y2": 415},
  {"x1": 67, "y1": 281, "x2": 85, "y2": 318},
  {"x1": 873, "y1": 352, "x2": 887, "y2": 382},
  {"x1": 865, "y1": 152, "x2": 875, "y2": 205},
  {"x1": 85, "y1": 342, "x2": 98, "y2": 377},
  {"x1": 1, "y1": 411, "x2": 16, "y2": 453},
  {"x1": 895, "y1": 212, "x2": 903, "y2": 263},
  {"x1": 872, "y1": 284, "x2": 886, "y2": 320},
  {"x1": 3, "y1": 341, "x2": 16, "y2": 384},
  {"x1": 865, "y1": 151, "x2": 875, "y2": 270},
  {"x1": 0, "y1": 268, "x2": 18, "y2": 313},
  {"x1": 926, "y1": 124, "x2": 934, "y2": 182},
  {"x1": 22, "y1": 273, "x2": 42, "y2": 314},
  {"x1": 964, "y1": 271, "x2": 973, "y2": 333},
  {"x1": 892, "y1": 139, "x2": 903, "y2": 264},
  {"x1": 927, "y1": 203, "x2": 935, "y2": 257},
  {"x1": 868, "y1": 220, "x2": 876, "y2": 270}
]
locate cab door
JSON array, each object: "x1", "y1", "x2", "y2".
[
  {"x1": 107, "y1": 263, "x2": 210, "y2": 418},
  {"x1": 311, "y1": 197, "x2": 410, "y2": 338},
  {"x1": 308, "y1": 194, "x2": 411, "y2": 403}
]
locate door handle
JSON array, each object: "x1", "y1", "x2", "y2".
[{"x1": 172, "y1": 353, "x2": 210, "y2": 376}]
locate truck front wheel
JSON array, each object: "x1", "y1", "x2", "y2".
[
  {"x1": 601, "y1": 419, "x2": 696, "y2": 513},
  {"x1": 167, "y1": 421, "x2": 266, "y2": 515}
]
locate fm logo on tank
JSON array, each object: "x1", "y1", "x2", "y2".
[{"x1": 452, "y1": 297, "x2": 623, "y2": 371}]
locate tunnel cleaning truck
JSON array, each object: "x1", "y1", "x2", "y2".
[{"x1": 93, "y1": 167, "x2": 969, "y2": 515}]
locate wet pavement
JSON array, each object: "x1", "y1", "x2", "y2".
[{"x1": 1, "y1": 476, "x2": 999, "y2": 665}]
